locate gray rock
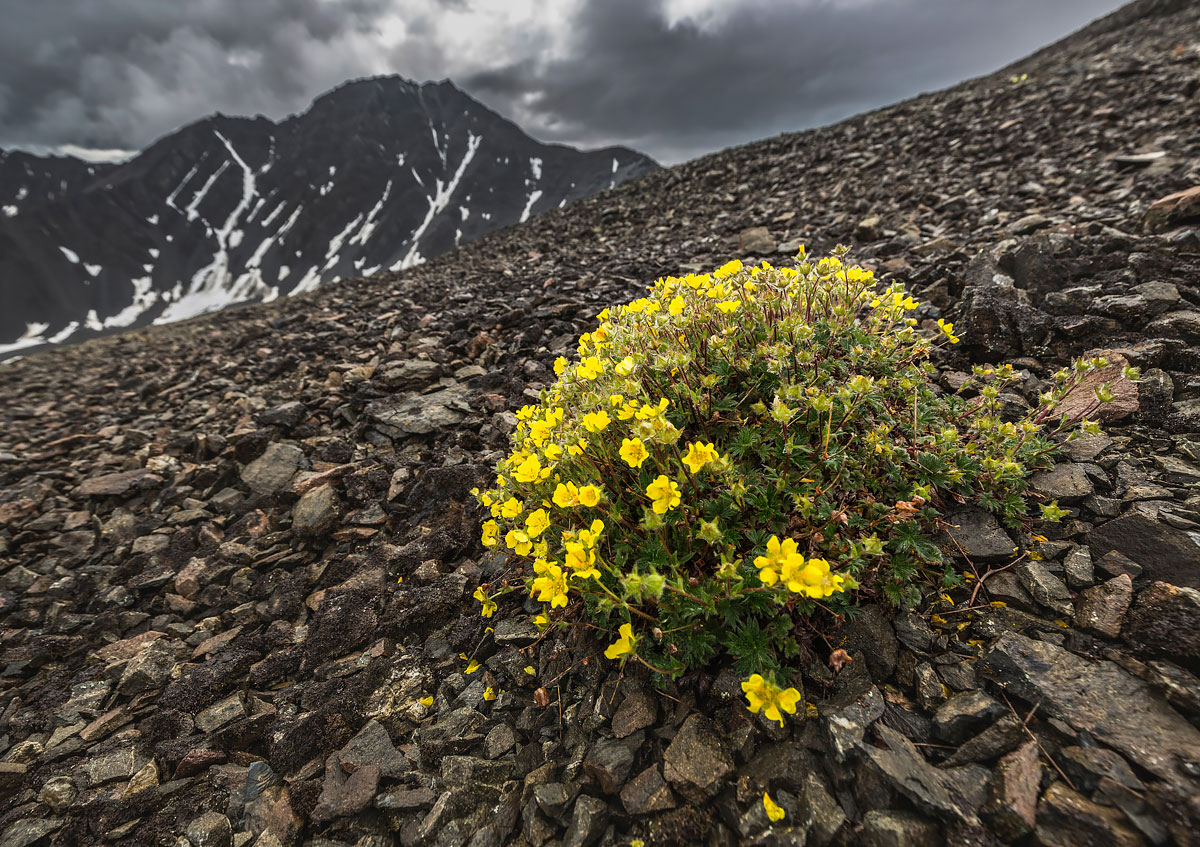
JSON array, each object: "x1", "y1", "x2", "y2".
[
  {"x1": 1057, "y1": 746, "x2": 1143, "y2": 793},
  {"x1": 981, "y1": 740, "x2": 1040, "y2": 840},
  {"x1": 823, "y1": 685, "x2": 885, "y2": 762},
  {"x1": 662, "y1": 714, "x2": 734, "y2": 802},
  {"x1": 933, "y1": 690, "x2": 1005, "y2": 743},
  {"x1": 1010, "y1": 213, "x2": 1050, "y2": 235},
  {"x1": 620, "y1": 765, "x2": 676, "y2": 815},
  {"x1": 258, "y1": 400, "x2": 307, "y2": 428},
  {"x1": 914, "y1": 662, "x2": 947, "y2": 711},
  {"x1": 195, "y1": 693, "x2": 245, "y2": 733},
  {"x1": 943, "y1": 508, "x2": 1015, "y2": 564},
  {"x1": 738, "y1": 226, "x2": 775, "y2": 254},
  {"x1": 37, "y1": 776, "x2": 77, "y2": 813},
  {"x1": 0, "y1": 818, "x2": 64, "y2": 847},
  {"x1": 1063, "y1": 546, "x2": 1095, "y2": 588},
  {"x1": 1057, "y1": 350, "x2": 1139, "y2": 424},
  {"x1": 185, "y1": 811, "x2": 232, "y2": 847},
  {"x1": 240, "y1": 442, "x2": 304, "y2": 495},
  {"x1": 378, "y1": 359, "x2": 443, "y2": 389},
  {"x1": 562, "y1": 795, "x2": 607, "y2": 847},
  {"x1": 1030, "y1": 462, "x2": 1093, "y2": 503},
  {"x1": 865, "y1": 724, "x2": 987, "y2": 825},
  {"x1": 484, "y1": 723, "x2": 516, "y2": 759},
  {"x1": 367, "y1": 385, "x2": 471, "y2": 437},
  {"x1": 533, "y1": 783, "x2": 572, "y2": 820},
  {"x1": 839, "y1": 605, "x2": 899, "y2": 680},
  {"x1": 311, "y1": 760, "x2": 380, "y2": 823},
  {"x1": 1064, "y1": 434, "x2": 1114, "y2": 463},
  {"x1": 859, "y1": 810, "x2": 941, "y2": 847},
  {"x1": 87, "y1": 745, "x2": 143, "y2": 786},
  {"x1": 855, "y1": 214, "x2": 883, "y2": 241},
  {"x1": 1088, "y1": 512, "x2": 1200, "y2": 588},
  {"x1": 1035, "y1": 781, "x2": 1144, "y2": 847},
  {"x1": 291, "y1": 484, "x2": 340, "y2": 536},
  {"x1": 798, "y1": 772, "x2": 848, "y2": 847},
  {"x1": 338, "y1": 719, "x2": 407, "y2": 778},
  {"x1": 583, "y1": 733, "x2": 639, "y2": 795},
  {"x1": 983, "y1": 631, "x2": 1200, "y2": 787},
  {"x1": 1016, "y1": 561, "x2": 1073, "y2": 616},
  {"x1": 942, "y1": 714, "x2": 1026, "y2": 767},
  {"x1": 75, "y1": 468, "x2": 164, "y2": 497},
  {"x1": 1154, "y1": 454, "x2": 1200, "y2": 486},
  {"x1": 1074, "y1": 574, "x2": 1133, "y2": 638},
  {"x1": 611, "y1": 689, "x2": 657, "y2": 739},
  {"x1": 492, "y1": 617, "x2": 539, "y2": 647},
  {"x1": 1124, "y1": 581, "x2": 1200, "y2": 663}
]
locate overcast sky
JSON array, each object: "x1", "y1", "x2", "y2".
[{"x1": 0, "y1": 0, "x2": 1128, "y2": 165}]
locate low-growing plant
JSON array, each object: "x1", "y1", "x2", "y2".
[{"x1": 473, "y1": 246, "x2": 1135, "y2": 720}]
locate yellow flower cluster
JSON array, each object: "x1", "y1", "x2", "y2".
[
  {"x1": 754, "y1": 535, "x2": 850, "y2": 599},
  {"x1": 741, "y1": 674, "x2": 802, "y2": 725}
]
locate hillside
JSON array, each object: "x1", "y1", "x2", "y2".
[
  {"x1": 1, "y1": 1, "x2": 1199, "y2": 845},
  {"x1": 0, "y1": 77, "x2": 656, "y2": 359}
]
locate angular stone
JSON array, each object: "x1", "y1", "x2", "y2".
[
  {"x1": 1124, "y1": 581, "x2": 1200, "y2": 663},
  {"x1": 662, "y1": 714, "x2": 734, "y2": 802},
  {"x1": 1031, "y1": 462, "x2": 1093, "y2": 504},
  {"x1": 1089, "y1": 512, "x2": 1200, "y2": 588},
  {"x1": 367, "y1": 385, "x2": 470, "y2": 437},
  {"x1": 562, "y1": 795, "x2": 607, "y2": 847},
  {"x1": 1063, "y1": 546, "x2": 1095, "y2": 588},
  {"x1": 0, "y1": 818, "x2": 64, "y2": 847},
  {"x1": 620, "y1": 765, "x2": 676, "y2": 815},
  {"x1": 291, "y1": 484, "x2": 340, "y2": 536},
  {"x1": 240, "y1": 443, "x2": 304, "y2": 495},
  {"x1": 1144, "y1": 184, "x2": 1200, "y2": 231},
  {"x1": 195, "y1": 693, "x2": 246, "y2": 733},
  {"x1": 1035, "y1": 782, "x2": 1144, "y2": 847},
  {"x1": 311, "y1": 761, "x2": 380, "y2": 823},
  {"x1": 492, "y1": 617, "x2": 540, "y2": 647},
  {"x1": 87, "y1": 746, "x2": 141, "y2": 786},
  {"x1": 76, "y1": 468, "x2": 163, "y2": 497},
  {"x1": 865, "y1": 724, "x2": 987, "y2": 825},
  {"x1": 1016, "y1": 561, "x2": 1073, "y2": 616},
  {"x1": 611, "y1": 689, "x2": 657, "y2": 739},
  {"x1": 982, "y1": 741, "x2": 1040, "y2": 840},
  {"x1": 1074, "y1": 574, "x2": 1133, "y2": 638},
  {"x1": 583, "y1": 734, "x2": 638, "y2": 795},
  {"x1": 37, "y1": 776, "x2": 77, "y2": 812},
  {"x1": 185, "y1": 811, "x2": 232, "y2": 847},
  {"x1": 823, "y1": 685, "x2": 885, "y2": 762},
  {"x1": 943, "y1": 508, "x2": 1015, "y2": 564},
  {"x1": 738, "y1": 226, "x2": 775, "y2": 254},
  {"x1": 933, "y1": 690, "x2": 1005, "y2": 744},
  {"x1": 983, "y1": 632, "x2": 1200, "y2": 787},
  {"x1": 942, "y1": 714, "x2": 1026, "y2": 767},
  {"x1": 859, "y1": 810, "x2": 941, "y2": 847}
]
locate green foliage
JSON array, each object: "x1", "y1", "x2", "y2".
[{"x1": 473, "y1": 246, "x2": 1133, "y2": 679}]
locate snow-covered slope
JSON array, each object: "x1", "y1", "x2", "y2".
[{"x1": 0, "y1": 77, "x2": 657, "y2": 359}]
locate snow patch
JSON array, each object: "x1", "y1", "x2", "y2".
[
  {"x1": 102, "y1": 277, "x2": 156, "y2": 328},
  {"x1": 2, "y1": 206, "x2": 16, "y2": 217},
  {"x1": 147, "y1": 214, "x2": 159, "y2": 225},
  {"x1": 48, "y1": 322, "x2": 79, "y2": 344},
  {"x1": 165, "y1": 162, "x2": 201, "y2": 212},
  {"x1": 392, "y1": 131, "x2": 482, "y2": 271},
  {"x1": 59, "y1": 246, "x2": 80, "y2": 263},
  {"x1": 520, "y1": 190, "x2": 543, "y2": 223},
  {"x1": 149, "y1": 248, "x2": 160, "y2": 258},
  {"x1": 84, "y1": 264, "x2": 102, "y2": 277},
  {"x1": 530, "y1": 157, "x2": 543, "y2": 180},
  {"x1": 184, "y1": 160, "x2": 229, "y2": 222},
  {"x1": 349, "y1": 181, "x2": 392, "y2": 247},
  {"x1": 0, "y1": 322, "x2": 50, "y2": 356}
]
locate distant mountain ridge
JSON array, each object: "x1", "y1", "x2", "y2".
[{"x1": 0, "y1": 76, "x2": 658, "y2": 358}]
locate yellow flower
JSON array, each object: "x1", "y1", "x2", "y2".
[
  {"x1": 604, "y1": 623, "x2": 637, "y2": 660},
  {"x1": 553, "y1": 357, "x2": 568, "y2": 376},
  {"x1": 763, "y1": 792, "x2": 786, "y2": 823},
  {"x1": 464, "y1": 660, "x2": 481, "y2": 675},
  {"x1": 531, "y1": 564, "x2": 570, "y2": 608},
  {"x1": 582, "y1": 410, "x2": 611, "y2": 432},
  {"x1": 565, "y1": 541, "x2": 600, "y2": 580},
  {"x1": 620, "y1": 437, "x2": 649, "y2": 468},
  {"x1": 481, "y1": 520, "x2": 500, "y2": 548},
  {"x1": 544, "y1": 444, "x2": 563, "y2": 461},
  {"x1": 500, "y1": 497, "x2": 524, "y2": 518},
  {"x1": 615, "y1": 356, "x2": 635, "y2": 376},
  {"x1": 525, "y1": 508, "x2": 551, "y2": 538},
  {"x1": 646, "y1": 475, "x2": 681, "y2": 514},
  {"x1": 483, "y1": 687, "x2": 497, "y2": 701},
  {"x1": 681, "y1": 441, "x2": 718, "y2": 474},
  {"x1": 669, "y1": 296, "x2": 685, "y2": 316},
  {"x1": 754, "y1": 535, "x2": 802, "y2": 587},
  {"x1": 505, "y1": 529, "x2": 532, "y2": 556},
  {"x1": 578, "y1": 484, "x2": 603, "y2": 508},
  {"x1": 741, "y1": 674, "x2": 802, "y2": 725},
  {"x1": 473, "y1": 586, "x2": 497, "y2": 618},
  {"x1": 578, "y1": 357, "x2": 604, "y2": 380},
  {"x1": 553, "y1": 482, "x2": 580, "y2": 508},
  {"x1": 419, "y1": 696, "x2": 434, "y2": 708},
  {"x1": 716, "y1": 300, "x2": 740, "y2": 314},
  {"x1": 937, "y1": 318, "x2": 959, "y2": 344},
  {"x1": 513, "y1": 455, "x2": 543, "y2": 484}
]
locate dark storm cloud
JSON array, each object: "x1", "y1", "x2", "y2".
[
  {"x1": 0, "y1": 0, "x2": 394, "y2": 151},
  {"x1": 462, "y1": 0, "x2": 1128, "y2": 163},
  {"x1": 0, "y1": 0, "x2": 1128, "y2": 163}
]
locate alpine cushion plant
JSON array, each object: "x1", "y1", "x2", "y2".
[{"x1": 473, "y1": 246, "x2": 1136, "y2": 722}]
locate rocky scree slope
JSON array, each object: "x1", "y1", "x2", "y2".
[
  {"x1": 2, "y1": 1, "x2": 1200, "y2": 845},
  {"x1": 0, "y1": 76, "x2": 656, "y2": 359}
]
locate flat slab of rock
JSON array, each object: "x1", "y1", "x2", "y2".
[
  {"x1": 1057, "y1": 351, "x2": 1138, "y2": 423},
  {"x1": 75, "y1": 469, "x2": 163, "y2": 497},
  {"x1": 1123, "y1": 581, "x2": 1200, "y2": 663},
  {"x1": 241, "y1": 442, "x2": 305, "y2": 495},
  {"x1": 942, "y1": 508, "x2": 1014, "y2": 563},
  {"x1": 367, "y1": 385, "x2": 470, "y2": 437},
  {"x1": 982, "y1": 632, "x2": 1200, "y2": 788},
  {"x1": 662, "y1": 714, "x2": 733, "y2": 802},
  {"x1": 1087, "y1": 511, "x2": 1200, "y2": 588}
]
